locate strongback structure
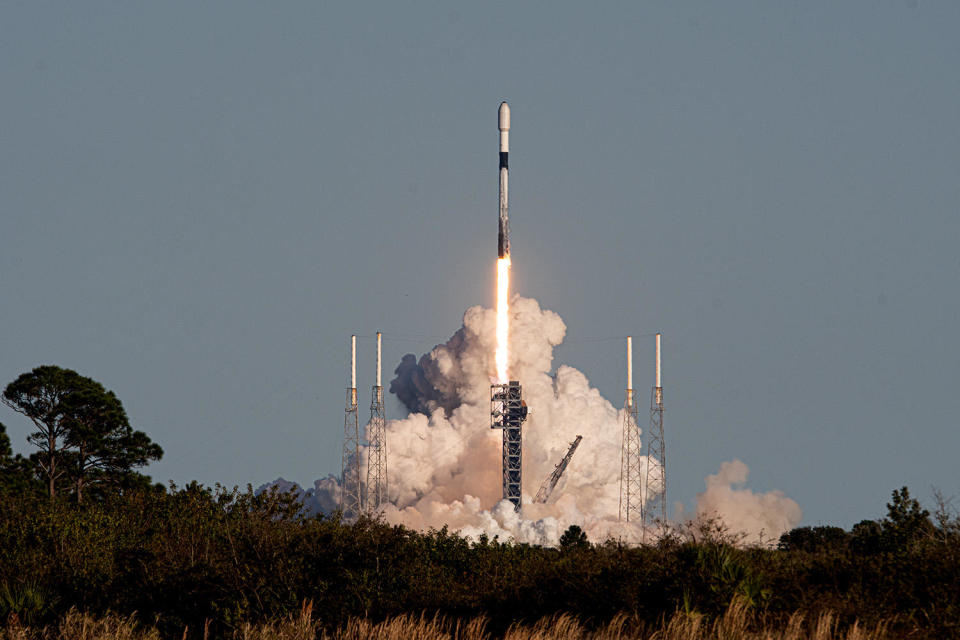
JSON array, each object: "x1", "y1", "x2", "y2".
[
  {"x1": 491, "y1": 381, "x2": 527, "y2": 511},
  {"x1": 340, "y1": 335, "x2": 363, "y2": 519},
  {"x1": 619, "y1": 336, "x2": 643, "y2": 523},
  {"x1": 365, "y1": 332, "x2": 387, "y2": 514},
  {"x1": 641, "y1": 333, "x2": 666, "y2": 531},
  {"x1": 534, "y1": 435, "x2": 583, "y2": 504}
]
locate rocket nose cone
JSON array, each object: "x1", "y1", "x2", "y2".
[{"x1": 499, "y1": 102, "x2": 510, "y2": 131}]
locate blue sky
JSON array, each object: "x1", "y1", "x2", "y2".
[{"x1": 2, "y1": 1, "x2": 958, "y2": 527}]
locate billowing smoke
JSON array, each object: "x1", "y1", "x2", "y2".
[
  {"x1": 374, "y1": 295, "x2": 636, "y2": 545},
  {"x1": 264, "y1": 475, "x2": 340, "y2": 518},
  {"x1": 263, "y1": 295, "x2": 801, "y2": 546},
  {"x1": 679, "y1": 460, "x2": 803, "y2": 545}
]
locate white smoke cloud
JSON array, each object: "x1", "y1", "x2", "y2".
[
  {"x1": 679, "y1": 460, "x2": 803, "y2": 545},
  {"x1": 370, "y1": 295, "x2": 647, "y2": 545},
  {"x1": 266, "y1": 295, "x2": 801, "y2": 546}
]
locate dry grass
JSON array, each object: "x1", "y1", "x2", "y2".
[
  {"x1": 0, "y1": 609, "x2": 161, "y2": 640},
  {"x1": 0, "y1": 599, "x2": 893, "y2": 640}
]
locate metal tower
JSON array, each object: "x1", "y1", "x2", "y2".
[
  {"x1": 534, "y1": 435, "x2": 582, "y2": 504},
  {"x1": 340, "y1": 335, "x2": 363, "y2": 519},
  {"x1": 619, "y1": 336, "x2": 643, "y2": 522},
  {"x1": 491, "y1": 381, "x2": 527, "y2": 511},
  {"x1": 641, "y1": 333, "x2": 666, "y2": 531},
  {"x1": 365, "y1": 332, "x2": 387, "y2": 514}
]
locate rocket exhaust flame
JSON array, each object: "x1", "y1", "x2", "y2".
[{"x1": 496, "y1": 256, "x2": 510, "y2": 383}]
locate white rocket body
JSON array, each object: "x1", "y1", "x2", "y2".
[{"x1": 498, "y1": 102, "x2": 510, "y2": 258}]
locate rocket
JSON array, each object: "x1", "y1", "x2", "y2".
[{"x1": 498, "y1": 101, "x2": 510, "y2": 258}]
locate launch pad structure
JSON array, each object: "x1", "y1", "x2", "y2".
[
  {"x1": 341, "y1": 335, "x2": 363, "y2": 519},
  {"x1": 491, "y1": 381, "x2": 527, "y2": 511},
  {"x1": 334, "y1": 103, "x2": 665, "y2": 536},
  {"x1": 641, "y1": 333, "x2": 666, "y2": 531},
  {"x1": 619, "y1": 336, "x2": 643, "y2": 523},
  {"x1": 620, "y1": 334, "x2": 667, "y2": 536},
  {"x1": 366, "y1": 332, "x2": 387, "y2": 514}
]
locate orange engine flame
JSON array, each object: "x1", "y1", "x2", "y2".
[{"x1": 496, "y1": 256, "x2": 511, "y2": 383}]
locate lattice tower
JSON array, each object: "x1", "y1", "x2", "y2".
[
  {"x1": 365, "y1": 332, "x2": 387, "y2": 514},
  {"x1": 340, "y1": 335, "x2": 363, "y2": 519},
  {"x1": 641, "y1": 333, "x2": 666, "y2": 534},
  {"x1": 619, "y1": 336, "x2": 643, "y2": 522}
]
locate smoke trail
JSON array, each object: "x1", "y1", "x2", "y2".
[{"x1": 264, "y1": 295, "x2": 801, "y2": 546}]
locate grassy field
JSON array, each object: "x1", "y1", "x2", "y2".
[{"x1": 1, "y1": 600, "x2": 892, "y2": 640}]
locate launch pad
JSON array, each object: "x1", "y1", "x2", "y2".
[
  {"x1": 491, "y1": 381, "x2": 527, "y2": 511},
  {"x1": 332, "y1": 102, "x2": 666, "y2": 533}
]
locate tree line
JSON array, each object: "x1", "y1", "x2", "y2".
[
  {"x1": 0, "y1": 482, "x2": 957, "y2": 638},
  {"x1": 1, "y1": 365, "x2": 959, "y2": 638}
]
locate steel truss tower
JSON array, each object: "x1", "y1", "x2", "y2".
[
  {"x1": 619, "y1": 336, "x2": 643, "y2": 523},
  {"x1": 641, "y1": 333, "x2": 666, "y2": 532},
  {"x1": 340, "y1": 335, "x2": 363, "y2": 519},
  {"x1": 491, "y1": 381, "x2": 527, "y2": 511},
  {"x1": 365, "y1": 332, "x2": 387, "y2": 514}
]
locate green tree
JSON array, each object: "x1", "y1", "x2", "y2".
[
  {"x1": 882, "y1": 486, "x2": 932, "y2": 550},
  {"x1": 0, "y1": 421, "x2": 38, "y2": 494},
  {"x1": 559, "y1": 524, "x2": 589, "y2": 549},
  {"x1": 850, "y1": 519, "x2": 883, "y2": 555},
  {"x1": 61, "y1": 381, "x2": 162, "y2": 502},
  {"x1": 2, "y1": 365, "x2": 162, "y2": 501},
  {"x1": 2, "y1": 366, "x2": 76, "y2": 498},
  {"x1": 0, "y1": 421, "x2": 11, "y2": 463},
  {"x1": 778, "y1": 525, "x2": 849, "y2": 552}
]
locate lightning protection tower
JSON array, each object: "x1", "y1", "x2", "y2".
[
  {"x1": 491, "y1": 381, "x2": 527, "y2": 512},
  {"x1": 340, "y1": 335, "x2": 363, "y2": 519},
  {"x1": 365, "y1": 332, "x2": 387, "y2": 514},
  {"x1": 641, "y1": 333, "x2": 666, "y2": 534},
  {"x1": 619, "y1": 336, "x2": 643, "y2": 523}
]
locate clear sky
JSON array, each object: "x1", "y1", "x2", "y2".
[{"x1": 2, "y1": 2, "x2": 958, "y2": 529}]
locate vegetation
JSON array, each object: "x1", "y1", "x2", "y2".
[
  {"x1": 0, "y1": 600, "x2": 896, "y2": 640},
  {"x1": 1, "y1": 366, "x2": 162, "y2": 501},
  {"x1": 0, "y1": 484, "x2": 956, "y2": 638},
  {"x1": 1, "y1": 366, "x2": 959, "y2": 638}
]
